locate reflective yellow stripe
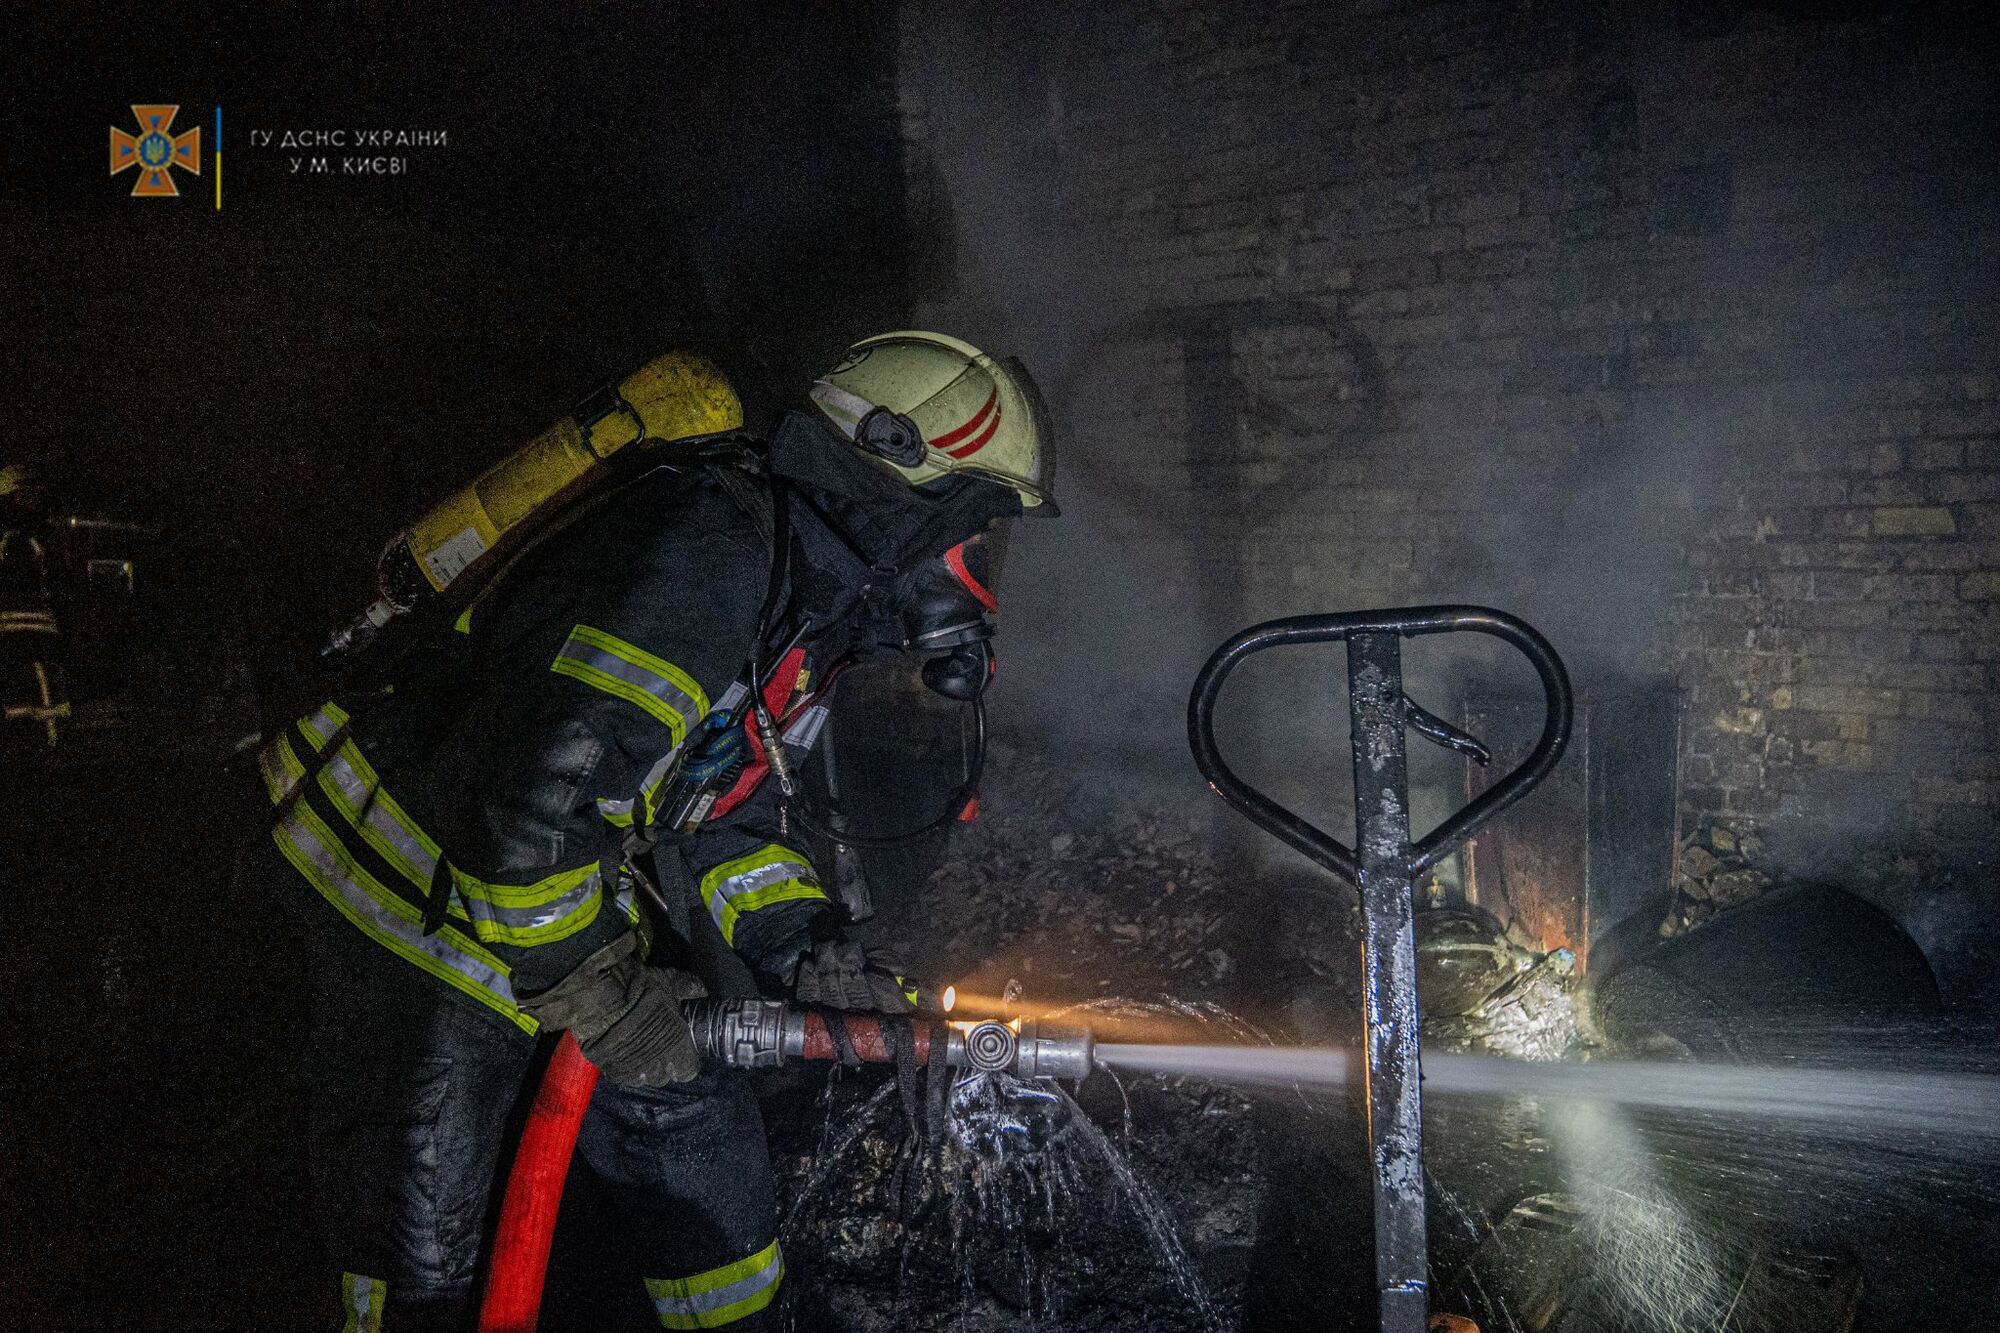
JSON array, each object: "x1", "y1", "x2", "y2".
[
  {"x1": 316, "y1": 736, "x2": 599, "y2": 945},
  {"x1": 339, "y1": 1271, "x2": 386, "y2": 1333},
  {"x1": 551, "y1": 624, "x2": 708, "y2": 743},
  {"x1": 258, "y1": 733, "x2": 306, "y2": 805},
  {"x1": 454, "y1": 861, "x2": 597, "y2": 908},
  {"x1": 646, "y1": 1239, "x2": 783, "y2": 1328},
  {"x1": 317, "y1": 740, "x2": 439, "y2": 890},
  {"x1": 455, "y1": 864, "x2": 605, "y2": 948},
  {"x1": 598, "y1": 745, "x2": 685, "y2": 828},
  {"x1": 698, "y1": 846, "x2": 827, "y2": 946},
  {"x1": 272, "y1": 801, "x2": 534, "y2": 1034},
  {"x1": 297, "y1": 700, "x2": 351, "y2": 751}
]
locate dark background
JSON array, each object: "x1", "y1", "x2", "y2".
[
  {"x1": 3, "y1": 5, "x2": 919, "y2": 1326},
  {"x1": 3, "y1": 2, "x2": 915, "y2": 721}
]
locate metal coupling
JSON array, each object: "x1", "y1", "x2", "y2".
[
  {"x1": 948, "y1": 1018, "x2": 1093, "y2": 1080},
  {"x1": 957, "y1": 1019, "x2": 1017, "y2": 1073},
  {"x1": 1011, "y1": 1018, "x2": 1095, "y2": 1080},
  {"x1": 688, "y1": 1000, "x2": 1095, "y2": 1080},
  {"x1": 755, "y1": 705, "x2": 795, "y2": 795},
  {"x1": 685, "y1": 999, "x2": 802, "y2": 1069}
]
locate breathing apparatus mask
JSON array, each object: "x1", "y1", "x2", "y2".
[
  {"x1": 748, "y1": 410, "x2": 1021, "y2": 847},
  {"x1": 766, "y1": 409, "x2": 1018, "y2": 697}
]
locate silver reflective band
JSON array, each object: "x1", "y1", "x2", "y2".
[
  {"x1": 707, "y1": 859, "x2": 814, "y2": 930},
  {"x1": 647, "y1": 1239, "x2": 783, "y2": 1328},
  {"x1": 551, "y1": 625, "x2": 707, "y2": 739},
  {"x1": 258, "y1": 736, "x2": 304, "y2": 805},
  {"x1": 782, "y1": 703, "x2": 828, "y2": 753},
  {"x1": 320, "y1": 745, "x2": 437, "y2": 887},
  {"x1": 461, "y1": 868, "x2": 602, "y2": 936},
  {"x1": 340, "y1": 1271, "x2": 386, "y2": 1333},
  {"x1": 274, "y1": 803, "x2": 523, "y2": 1020},
  {"x1": 298, "y1": 701, "x2": 350, "y2": 751},
  {"x1": 596, "y1": 739, "x2": 687, "y2": 826}
]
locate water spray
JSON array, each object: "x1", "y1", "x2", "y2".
[{"x1": 685, "y1": 999, "x2": 1096, "y2": 1081}]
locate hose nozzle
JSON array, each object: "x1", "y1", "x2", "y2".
[{"x1": 684, "y1": 1000, "x2": 1093, "y2": 1080}]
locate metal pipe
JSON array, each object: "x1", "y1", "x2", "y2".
[{"x1": 1347, "y1": 632, "x2": 1429, "y2": 1332}]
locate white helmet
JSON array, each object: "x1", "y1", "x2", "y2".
[{"x1": 809, "y1": 331, "x2": 1056, "y2": 511}]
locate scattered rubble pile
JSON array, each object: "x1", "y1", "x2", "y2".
[
  {"x1": 1660, "y1": 822, "x2": 1775, "y2": 937},
  {"x1": 766, "y1": 747, "x2": 1275, "y2": 1331},
  {"x1": 899, "y1": 741, "x2": 1246, "y2": 1000}
]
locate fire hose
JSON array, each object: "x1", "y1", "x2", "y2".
[{"x1": 476, "y1": 1001, "x2": 1094, "y2": 1333}]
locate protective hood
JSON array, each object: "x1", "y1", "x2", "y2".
[
  {"x1": 768, "y1": 410, "x2": 1016, "y2": 697},
  {"x1": 767, "y1": 410, "x2": 1021, "y2": 576}
]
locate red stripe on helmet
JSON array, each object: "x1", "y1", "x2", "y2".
[
  {"x1": 943, "y1": 407, "x2": 1003, "y2": 460},
  {"x1": 943, "y1": 542, "x2": 997, "y2": 612},
  {"x1": 929, "y1": 388, "x2": 998, "y2": 451}
]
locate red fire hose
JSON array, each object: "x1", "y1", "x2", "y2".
[
  {"x1": 474, "y1": 1011, "x2": 935, "y2": 1332},
  {"x1": 474, "y1": 1004, "x2": 1088, "y2": 1328},
  {"x1": 476, "y1": 1032, "x2": 600, "y2": 1333}
]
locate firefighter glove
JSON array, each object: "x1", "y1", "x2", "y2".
[
  {"x1": 792, "y1": 939, "x2": 917, "y2": 1013},
  {"x1": 518, "y1": 931, "x2": 709, "y2": 1086}
]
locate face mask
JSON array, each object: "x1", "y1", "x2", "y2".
[
  {"x1": 767, "y1": 411, "x2": 1017, "y2": 699},
  {"x1": 893, "y1": 532, "x2": 999, "y2": 701}
]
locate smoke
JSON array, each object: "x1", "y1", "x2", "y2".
[{"x1": 896, "y1": 1, "x2": 2000, "y2": 908}]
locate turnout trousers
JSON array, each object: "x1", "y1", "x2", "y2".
[{"x1": 301, "y1": 904, "x2": 783, "y2": 1332}]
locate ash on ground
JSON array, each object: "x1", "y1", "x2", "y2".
[{"x1": 764, "y1": 747, "x2": 1346, "y2": 1331}]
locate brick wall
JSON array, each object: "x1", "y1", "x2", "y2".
[{"x1": 900, "y1": 1, "x2": 2000, "y2": 889}]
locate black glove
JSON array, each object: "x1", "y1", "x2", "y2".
[
  {"x1": 791, "y1": 939, "x2": 917, "y2": 1013},
  {"x1": 518, "y1": 932, "x2": 708, "y2": 1086}
]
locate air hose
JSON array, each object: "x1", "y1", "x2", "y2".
[{"x1": 475, "y1": 1006, "x2": 1092, "y2": 1331}]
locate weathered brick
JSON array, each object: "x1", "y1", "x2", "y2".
[
  {"x1": 1791, "y1": 685, "x2": 1902, "y2": 716},
  {"x1": 1871, "y1": 507, "x2": 1957, "y2": 537},
  {"x1": 1931, "y1": 405, "x2": 2000, "y2": 437},
  {"x1": 1959, "y1": 572, "x2": 2000, "y2": 600},
  {"x1": 1913, "y1": 440, "x2": 1966, "y2": 469},
  {"x1": 992, "y1": 0, "x2": 2000, "y2": 873}
]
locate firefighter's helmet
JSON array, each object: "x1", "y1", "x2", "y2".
[{"x1": 810, "y1": 332, "x2": 1056, "y2": 511}]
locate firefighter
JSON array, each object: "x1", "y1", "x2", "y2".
[
  {"x1": 257, "y1": 333, "x2": 1053, "y2": 1331},
  {"x1": 0, "y1": 463, "x2": 70, "y2": 766}
]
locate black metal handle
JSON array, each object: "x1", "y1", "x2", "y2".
[{"x1": 1186, "y1": 605, "x2": 1572, "y2": 886}]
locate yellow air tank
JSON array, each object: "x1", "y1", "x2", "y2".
[{"x1": 327, "y1": 350, "x2": 742, "y2": 656}]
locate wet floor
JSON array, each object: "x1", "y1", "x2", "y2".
[{"x1": 8, "y1": 729, "x2": 1998, "y2": 1330}]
